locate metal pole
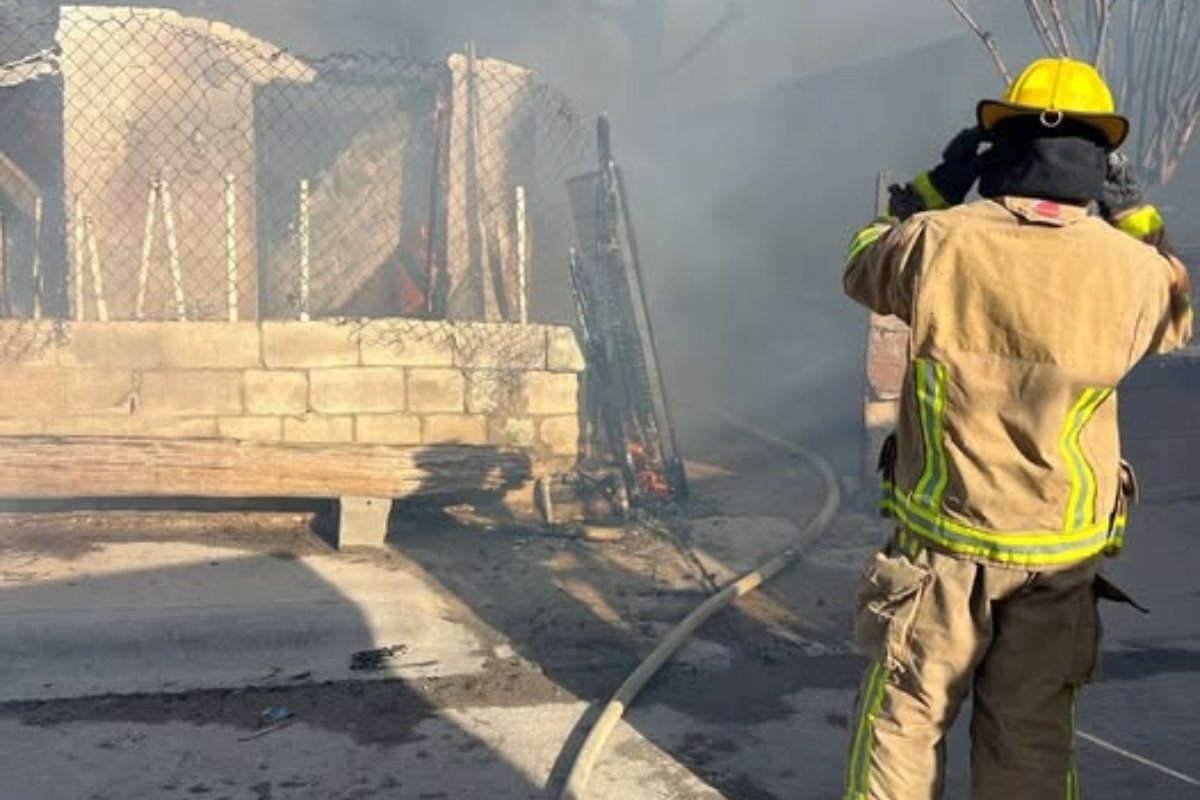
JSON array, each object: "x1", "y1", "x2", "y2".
[
  {"x1": 299, "y1": 178, "x2": 311, "y2": 322},
  {"x1": 0, "y1": 213, "x2": 9, "y2": 318},
  {"x1": 72, "y1": 195, "x2": 85, "y2": 321},
  {"x1": 84, "y1": 214, "x2": 108, "y2": 322},
  {"x1": 425, "y1": 92, "x2": 448, "y2": 318},
  {"x1": 160, "y1": 178, "x2": 186, "y2": 321},
  {"x1": 136, "y1": 179, "x2": 157, "y2": 320},
  {"x1": 465, "y1": 40, "x2": 490, "y2": 318},
  {"x1": 225, "y1": 173, "x2": 238, "y2": 322},
  {"x1": 515, "y1": 185, "x2": 528, "y2": 324},
  {"x1": 31, "y1": 196, "x2": 42, "y2": 320},
  {"x1": 875, "y1": 169, "x2": 891, "y2": 217}
]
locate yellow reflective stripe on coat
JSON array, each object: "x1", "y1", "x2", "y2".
[
  {"x1": 1115, "y1": 204, "x2": 1165, "y2": 240},
  {"x1": 1059, "y1": 388, "x2": 1111, "y2": 531},
  {"x1": 881, "y1": 481, "x2": 1126, "y2": 566},
  {"x1": 844, "y1": 661, "x2": 888, "y2": 799},
  {"x1": 911, "y1": 171, "x2": 950, "y2": 210},
  {"x1": 846, "y1": 221, "x2": 893, "y2": 264},
  {"x1": 913, "y1": 360, "x2": 950, "y2": 508}
]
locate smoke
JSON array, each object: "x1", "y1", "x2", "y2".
[{"x1": 82, "y1": 0, "x2": 1197, "y2": 472}]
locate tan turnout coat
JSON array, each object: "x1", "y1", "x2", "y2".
[{"x1": 844, "y1": 196, "x2": 1192, "y2": 568}]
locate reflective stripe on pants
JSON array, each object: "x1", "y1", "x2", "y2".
[{"x1": 845, "y1": 538, "x2": 1100, "y2": 799}]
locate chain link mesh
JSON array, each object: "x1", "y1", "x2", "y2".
[{"x1": 0, "y1": 5, "x2": 590, "y2": 324}]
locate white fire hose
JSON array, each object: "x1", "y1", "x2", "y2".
[
  {"x1": 556, "y1": 409, "x2": 1200, "y2": 797},
  {"x1": 557, "y1": 410, "x2": 843, "y2": 799}
]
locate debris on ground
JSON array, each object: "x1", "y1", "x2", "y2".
[
  {"x1": 260, "y1": 706, "x2": 294, "y2": 726},
  {"x1": 350, "y1": 645, "x2": 410, "y2": 672}
]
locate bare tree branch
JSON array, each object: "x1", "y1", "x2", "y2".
[
  {"x1": 663, "y1": 1, "x2": 741, "y2": 77},
  {"x1": 1094, "y1": 0, "x2": 1115, "y2": 66},
  {"x1": 1026, "y1": 0, "x2": 1063, "y2": 55},
  {"x1": 1069, "y1": 2, "x2": 1093, "y2": 60},
  {"x1": 1158, "y1": 2, "x2": 1200, "y2": 182},
  {"x1": 1047, "y1": 0, "x2": 1074, "y2": 56},
  {"x1": 945, "y1": 0, "x2": 1012, "y2": 83},
  {"x1": 1131, "y1": 1, "x2": 1159, "y2": 168},
  {"x1": 951, "y1": 0, "x2": 1199, "y2": 186}
]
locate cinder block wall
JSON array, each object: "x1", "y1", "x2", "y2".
[
  {"x1": 0, "y1": 319, "x2": 584, "y2": 473},
  {"x1": 862, "y1": 313, "x2": 909, "y2": 480}
]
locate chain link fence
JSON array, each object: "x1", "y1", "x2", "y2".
[{"x1": 0, "y1": 5, "x2": 590, "y2": 325}]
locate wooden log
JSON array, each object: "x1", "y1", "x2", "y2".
[{"x1": 0, "y1": 437, "x2": 531, "y2": 500}]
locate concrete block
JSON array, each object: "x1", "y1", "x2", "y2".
[
  {"x1": 0, "y1": 417, "x2": 45, "y2": 434},
  {"x1": 539, "y1": 415, "x2": 581, "y2": 456},
  {"x1": 310, "y1": 368, "x2": 406, "y2": 414},
  {"x1": 42, "y1": 416, "x2": 219, "y2": 438},
  {"x1": 63, "y1": 370, "x2": 136, "y2": 415},
  {"x1": 262, "y1": 321, "x2": 358, "y2": 369},
  {"x1": 408, "y1": 369, "x2": 466, "y2": 413},
  {"x1": 866, "y1": 314, "x2": 910, "y2": 400},
  {"x1": 488, "y1": 416, "x2": 537, "y2": 448},
  {"x1": 58, "y1": 322, "x2": 164, "y2": 369},
  {"x1": 864, "y1": 400, "x2": 900, "y2": 430},
  {"x1": 133, "y1": 417, "x2": 221, "y2": 438},
  {"x1": 0, "y1": 321, "x2": 68, "y2": 366},
  {"x1": 337, "y1": 496, "x2": 393, "y2": 549},
  {"x1": 452, "y1": 323, "x2": 547, "y2": 369},
  {"x1": 356, "y1": 414, "x2": 422, "y2": 445},
  {"x1": 0, "y1": 369, "x2": 68, "y2": 415},
  {"x1": 41, "y1": 417, "x2": 130, "y2": 437},
  {"x1": 358, "y1": 321, "x2": 455, "y2": 367},
  {"x1": 140, "y1": 371, "x2": 242, "y2": 417},
  {"x1": 467, "y1": 370, "x2": 523, "y2": 414},
  {"x1": 243, "y1": 370, "x2": 308, "y2": 415},
  {"x1": 546, "y1": 327, "x2": 586, "y2": 373},
  {"x1": 522, "y1": 372, "x2": 580, "y2": 415},
  {"x1": 218, "y1": 416, "x2": 283, "y2": 441},
  {"x1": 422, "y1": 415, "x2": 488, "y2": 444},
  {"x1": 284, "y1": 414, "x2": 354, "y2": 444},
  {"x1": 159, "y1": 322, "x2": 261, "y2": 369}
]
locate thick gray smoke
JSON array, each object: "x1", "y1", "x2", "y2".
[{"x1": 91, "y1": 0, "x2": 1200, "y2": 473}]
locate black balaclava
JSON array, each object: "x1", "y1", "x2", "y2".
[{"x1": 977, "y1": 116, "x2": 1109, "y2": 204}]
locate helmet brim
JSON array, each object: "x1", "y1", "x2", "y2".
[{"x1": 977, "y1": 100, "x2": 1129, "y2": 149}]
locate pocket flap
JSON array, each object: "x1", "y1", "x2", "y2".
[
  {"x1": 855, "y1": 550, "x2": 933, "y2": 673},
  {"x1": 860, "y1": 551, "x2": 931, "y2": 610}
]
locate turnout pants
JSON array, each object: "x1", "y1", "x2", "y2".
[{"x1": 843, "y1": 535, "x2": 1102, "y2": 800}]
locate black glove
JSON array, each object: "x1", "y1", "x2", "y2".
[
  {"x1": 1099, "y1": 152, "x2": 1145, "y2": 219},
  {"x1": 886, "y1": 182, "x2": 925, "y2": 221},
  {"x1": 927, "y1": 126, "x2": 984, "y2": 205}
]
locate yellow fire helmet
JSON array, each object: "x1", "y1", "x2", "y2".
[{"x1": 977, "y1": 57, "x2": 1129, "y2": 148}]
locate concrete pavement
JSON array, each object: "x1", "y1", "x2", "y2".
[{"x1": 0, "y1": 463, "x2": 1197, "y2": 798}]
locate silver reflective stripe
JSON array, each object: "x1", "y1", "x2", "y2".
[
  {"x1": 1059, "y1": 388, "x2": 1110, "y2": 532},
  {"x1": 882, "y1": 490, "x2": 1119, "y2": 566}
]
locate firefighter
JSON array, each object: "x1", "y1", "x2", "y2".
[{"x1": 841, "y1": 58, "x2": 1192, "y2": 799}]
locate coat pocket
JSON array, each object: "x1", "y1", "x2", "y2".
[{"x1": 854, "y1": 549, "x2": 933, "y2": 673}]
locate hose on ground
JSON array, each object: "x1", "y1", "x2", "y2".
[{"x1": 558, "y1": 410, "x2": 843, "y2": 800}]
